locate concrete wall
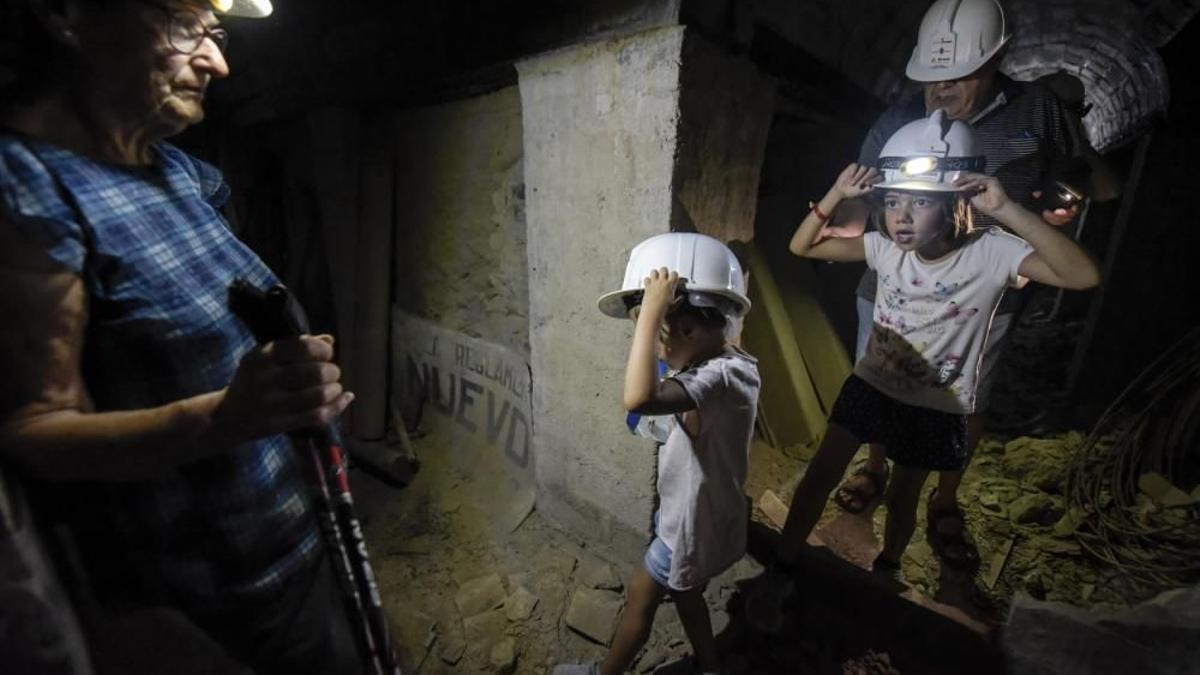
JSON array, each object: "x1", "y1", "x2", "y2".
[
  {"x1": 391, "y1": 87, "x2": 530, "y2": 358},
  {"x1": 518, "y1": 26, "x2": 775, "y2": 557},
  {"x1": 673, "y1": 33, "x2": 775, "y2": 242},
  {"x1": 518, "y1": 27, "x2": 687, "y2": 556}
]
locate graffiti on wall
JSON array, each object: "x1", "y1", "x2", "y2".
[{"x1": 391, "y1": 311, "x2": 534, "y2": 487}]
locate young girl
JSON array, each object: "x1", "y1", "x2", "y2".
[
  {"x1": 777, "y1": 111, "x2": 1100, "y2": 575},
  {"x1": 556, "y1": 233, "x2": 761, "y2": 675}
]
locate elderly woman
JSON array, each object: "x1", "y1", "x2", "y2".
[{"x1": 0, "y1": 1, "x2": 363, "y2": 673}]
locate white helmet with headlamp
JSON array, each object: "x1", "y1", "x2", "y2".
[
  {"x1": 906, "y1": 0, "x2": 1010, "y2": 82},
  {"x1": 597, "y1": 232, "x2": 750, "y2": 337},
  {"x1": 876, "y1": 109, "x2": 985, "y2": 192},
  {"x1": 207, "y1": 0, "x2": 272, "y2": 18}
]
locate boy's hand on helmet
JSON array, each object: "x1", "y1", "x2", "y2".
[
  {"x1": 641, "y1": 268, "x2": 681, "y2": 315},
  {"x1": 957, "y1": 173, "x2": 1010, "y2": 215},
  {"x1": 831, "y1": 163, "x2": 881, "y2": 200}
]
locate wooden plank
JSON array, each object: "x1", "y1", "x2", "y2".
[
  {"x1": 741, "y1": 245, "x2": 827, "y2": 448},
  {"x1": 983, "y1": 536, "x2": 1016, "y2": 590}
]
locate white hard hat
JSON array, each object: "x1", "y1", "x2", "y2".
[
  {"x1": 208, "y1": 0, "x2": 273, "y2": 18},
  {"x1": 875, "y1": 109, "x2": 986, "y2": 192},
  {"x1": 597, "y1": 232, "x2": 751, "y2": 320},
  {"x1": 906, "y1": 0, "x2": 1010, "y2": 82}
]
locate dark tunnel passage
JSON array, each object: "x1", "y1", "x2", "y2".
[{"x1": 1, "y1": 1, "x2": 1198, "y2": 674}]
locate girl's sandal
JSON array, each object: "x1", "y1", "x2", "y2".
[
  {"x1": 833, "y1": 466, "x2": 889, "y2": 514},
  {"x1": 925, "y1": 489, "x2": 978, "y2": 569}
]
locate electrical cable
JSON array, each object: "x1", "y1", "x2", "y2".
[{"x1": 1065, "y1": 326, "x2": 1200, "y2": 600}]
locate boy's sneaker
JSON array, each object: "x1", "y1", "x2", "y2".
[{"x1": 552, "y1": 663, "x2": 600, "y2": 675}]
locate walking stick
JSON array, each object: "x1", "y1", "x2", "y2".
[{"x1": 229, "y1": 279, "x2": 401, "y2": 675}]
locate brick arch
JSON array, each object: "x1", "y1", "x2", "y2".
[{"x1": 860, "y1": 0, "x2": 1199, "y2": 151}]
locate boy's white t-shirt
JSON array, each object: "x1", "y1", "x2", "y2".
[
  {"x1": 857, "y1": 227, "x2": 1034, "y2": 415},
  {"x1": 657, "y1": 348, "x2": 760, "y2": 591}
]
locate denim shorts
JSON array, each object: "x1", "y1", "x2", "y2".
[{"x1": 643, "y1": 535, "x2": 673, "y2": 589}]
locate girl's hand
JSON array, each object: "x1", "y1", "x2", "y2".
[
  {"x1": 641, "y1": 268, "x2": 681, "y2": 316},
  {"x1": 956, "y1": 172, "x2": 1011, "y2": 215},
  {"x1": 831, "y1": 163, "x2": 881, "y2": 200}
]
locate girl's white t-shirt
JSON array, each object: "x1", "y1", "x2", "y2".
[{"x1": 857, "y1": 227, "x2": 1033, "y2": 414}]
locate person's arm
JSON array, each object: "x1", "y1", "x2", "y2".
[
  {"x1": 1039, "y1": 93, "x2": 1121, "y2": 224},
  {"x1": 956, "y1": 173, "x2": 1101, "y2": 290},
  {"x1": 622, "y1": 269, "x2": 695, "y2": 416},
  {"x1": 0, "y1": 221, "x2": 353, "y2": 483},
  {"x1": 789, "y1": 163, "x2": 877, "y2": 261}
]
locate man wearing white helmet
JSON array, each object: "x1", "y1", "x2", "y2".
[
  {"x1": 0, "y1": 1, "x2": 367, "y2": 672},
  {"x1": 822, "y1": 0, "x2": 1090, "y2": 567}
]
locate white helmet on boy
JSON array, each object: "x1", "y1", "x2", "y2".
[
  {"x1": 906, "y1": 0, "x2": 1010, "y2": 82},
  {"x1": 597, "y1": 232, "x2": 751, "y2": 322},
  {"x1": 875, "y1": 109, "x2": 985, "y2": 192}
]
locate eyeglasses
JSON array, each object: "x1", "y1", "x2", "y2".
[
  {"x1": 164, "y1": 6, "x2": 229, "y2": 55},
  {"x1": 131, "y1": 1, "x2": 229, "y2": 55}
]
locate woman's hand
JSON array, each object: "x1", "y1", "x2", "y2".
[
  {"x1": 831, "y1": 163, "x2": 881, "y2": 201},
  {"x1": 956, "y1": 172, "x2": 1011, "y2": 216},
  {"x1": 209, "y1": 334, "x2": 354, "y2": 446}
]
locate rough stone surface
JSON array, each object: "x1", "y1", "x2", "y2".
[
  {"x1": 563, "y1": 587, "x2": 625, "y2": 645},
  {"x1": 577, "y1": 557, "x2": 623, "y2": 591},
  {"x1": 1004, "y1": 587, "x2": 1200, "y2": 675},
  {"x1": 464, "y1": 609, "x2": 510, "y2": 665},
  {"x1": 710, "y1": 607, "x2": 731, "y2": 636},
  {"x1": 505, "y1": 586, "x2": 539, "y2": 622},
  {"x1": 438, "y1": 629, "x2": 466, "y2": 666},
  {"x1": 1009, "y1": 493, "x2": 1058, "y2": 525},
  {"x1": 674, "y1": 31, "x2": 775, "y2": 243},
  {"x1": 385, "y1": 604, "x2": 436, "y2": 662},
  {"x1": 517, "y1": 27, "x2": 686, "y2": 555},
  {"x1": 1002, "y1": 433, "x2": 1082, "y2": 493},
  {"x1": 455, "y1": 573, "x2": 508, "y2": 617},
  {"x1": 390, "y1": 87, "x2": 529, "y2": 359},
  {"x1": 636, "y1": 646, "x2": 668, "y2": 673},
  {"x1": 489, "y1": 637, "x2": 517, "y2": 674}
]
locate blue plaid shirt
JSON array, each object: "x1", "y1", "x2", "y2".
[{"x1": 0, "y1": 134, "x2": 319, "y2": 613}]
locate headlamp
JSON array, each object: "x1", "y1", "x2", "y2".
[
  {"x1": 879, "y1": 155, "x2": 987, "y2": 175},
  {"x1": 902, "y1": 156, "x2": 936, "y2": 175}
]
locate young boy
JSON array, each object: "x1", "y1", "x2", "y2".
[{"x1": 556, "y1": 234, "x2": 761, "y2": 675}]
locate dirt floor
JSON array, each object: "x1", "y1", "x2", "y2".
[{"x1": 351, "y1": 432, "x2": 1003, "y2": 675}]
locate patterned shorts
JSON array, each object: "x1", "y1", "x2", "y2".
[{"x1": 829, "y1": 374, "x2": 969, "y2": 471}]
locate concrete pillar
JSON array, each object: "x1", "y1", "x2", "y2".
[{"x1": 517, "y1": 26, "x2": 774, "y2": 557}]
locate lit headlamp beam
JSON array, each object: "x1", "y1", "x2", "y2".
[{"x1": 901, "y1": 157, "x2": 938, "y2": 175}]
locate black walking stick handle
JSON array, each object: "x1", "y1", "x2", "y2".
[{"x1": 228, "y1": 278, "x2": 401, "y2": 675}]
